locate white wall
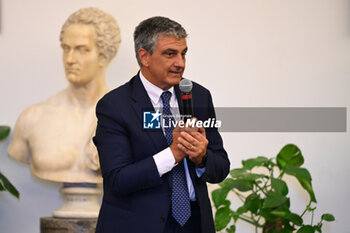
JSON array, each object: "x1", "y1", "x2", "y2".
[{"x1": 0, "y1": 0, "x2": 349, "y2": 232}]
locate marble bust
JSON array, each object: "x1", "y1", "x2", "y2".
[{"x1": 8, "y1": 8, "x2": 121, "y2": 184}]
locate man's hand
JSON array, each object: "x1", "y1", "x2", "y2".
[
  {"x1": 177, "y1": 126, "x2": 208, "y2": 165},
  {"x1": 170, "y1": 124, "x2": 187, "y2": 164}
]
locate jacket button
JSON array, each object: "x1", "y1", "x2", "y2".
[
  {"x1": 161, "y1": 216, "x2": 165, "y2": 222},
  {"x1": 168, "y1": 190, "x2": 172, "y2": 196}
]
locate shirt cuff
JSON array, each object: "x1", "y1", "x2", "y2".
[{"x1": 153, "y1": 148, "x2": 176, "y2": 176}]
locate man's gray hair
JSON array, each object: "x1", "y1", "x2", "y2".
[
  {"x1": 134, "y1": 16, "x2": 188, "y2": 66},
  {"x1": 60, "y1": 7, "x2": 121, "y2": 63}
]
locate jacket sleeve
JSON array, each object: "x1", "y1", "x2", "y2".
[
  {"x1": 93, "y1": 97, "x2": 162, "y2": 196},
  {"x1": 199, "y1": 91, "x2": 230, "y2": 183}
]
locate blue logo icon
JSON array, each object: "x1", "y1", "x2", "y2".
[{"x1": 143, "y1": 110, "x2": 161, "y2": 129}]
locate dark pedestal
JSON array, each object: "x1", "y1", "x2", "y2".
[{"x1": 40, "y1": 217, "x2": 97, "y2": 233}]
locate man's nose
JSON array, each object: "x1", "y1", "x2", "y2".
[{"x1": 174, "y1": 54, "x2": 185, "y2": 68}]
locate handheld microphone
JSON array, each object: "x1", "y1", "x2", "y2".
[{"x1": 179, "y1": 79, "x2": 193, "y2": 121}]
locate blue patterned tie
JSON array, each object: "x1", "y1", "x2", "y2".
[{"x1": 161, "y1": 91, "x2": 191, "y2": 227}]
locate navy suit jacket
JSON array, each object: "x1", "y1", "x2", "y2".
[{"x1": 93, "y1": 74, "x2": 230, "y2": 233}]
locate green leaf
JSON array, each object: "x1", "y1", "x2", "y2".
[
  {"x1": 236, "y1": 205, "x2": 248, "y2": 215},
  {"x1": 314, "y1": 223, "x2": 322, "y2": 233},
  {"x1": 219, "y1": 178, "x2": 236, "y2": 189},
  {"x1": 0, "y1": 172, "x2": 20, "y2": 199},
  {"x1": 215, "y1": 207, "x2": 231, "y2": 231},
  {"x1": 0, "y1": 126, "x2": 11, "y2": 141},
  {"x1": 286, "y1": 213, "x2": 303, "y2": 226},
  {"x1": 281, "y1": 198, "x2": 291, "y2": 209},
  {"x1": 282, "y1": 221, "x2": 295, "y2": 232},
  {"x1": 260, "y1": 209, "x2": 276, "y2": 222},
  {"x1": 284, "y1": 165, "x2": 316, "y2": 202},
  {"x1": 230, "y1": 168, "x2": 267, "y2": 180},
  {"x1": 270, "y1": 209, "x2": 303, "y2": 226},
  {"x1": 230, "y1": 168, "x2": 247, "y2": 178},
  {"x1": 277, "y1": 144, "x2": 304, "y2": 169},
  {"x1": 306, "y1": 204, "x2": 316, "y2": 212},
  {"x1": 321, "y1": 213, "x2": 335, "y2": 222},
  {"x1": 271, "y1": 178, "x2": 289, "y2": 195},
  {"x1": 226, "y1": 225, "x2": 236, "y2": 233},
  {"x1": 223, "y1": 200, "x2": 231, "y2": 207},
  {"x1": 242, "y1": 156, "x2": 273, "y2": 170},
  {"x1": 233, "y1": 180, "x2": 254, "y2": 192},
  {"x1": 270, "y1": 209, "x2": 289, "y2": 217},
  {"x1": 263, "y1": 192, "x2": 288, "y2": 209},
  {"x1": 212, "y1": 188, "x2": 229, "y2": 208},
  {"x1": 0, "y1": 182, "x2": 5, "y2": 191},
  {"x1": 220, "y1": 178, "x2": 254, "y2": 192},
  {"x1": 231, "y1": 210, "x2": 239, "y2": 222},
  {"x1": 297, "y1": 225, "x2": 315, "y2": 233},
  {"x1": 244, "y1": 193, "x2": 260, "y2": 214}
]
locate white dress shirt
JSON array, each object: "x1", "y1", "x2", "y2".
[{"x1": 139, "y1": 71, "x2": 204, "y2": 201}]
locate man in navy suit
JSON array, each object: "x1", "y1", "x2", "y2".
[{"x1": 93, "y1": 16, "x2": 230, "y2": 233}]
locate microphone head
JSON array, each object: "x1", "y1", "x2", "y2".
[{"x1": 179, "y1": 78, "x2": 193, "y2": 93}]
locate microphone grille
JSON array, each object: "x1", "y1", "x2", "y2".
[{"x1": 179, "y1": 78, "x2": 193, "y2": 93}]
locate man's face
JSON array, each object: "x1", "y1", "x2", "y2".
[
  {"x1": 61, "y1": 24, "x2": 102, "y2": 86},
  {"x1": 142, "y1": 35, "x2": 187, "y2": 90}
]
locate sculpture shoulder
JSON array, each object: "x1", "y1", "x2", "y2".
[
  {"x1": 20, "y1": 89, "x2": 67, "y2": 118},
  {"x1": 16, "y1": 102, "x2": 46, "y2": 128},
  {"x1": 9, "y1": 103, "x2": 46, "y2": 162},
  {"x1": 15, "y1": 90, "x2": 68, "y2": 130}
]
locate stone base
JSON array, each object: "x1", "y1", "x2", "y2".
[
  {"x1": 53, "y1": 185, "x2": 102, "y2": 218},
  {"x1": 40, "y1": 217, "x2": 97, "y2": 233}
]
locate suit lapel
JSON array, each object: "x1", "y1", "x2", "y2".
[{"x1": 130, "y1": 74, "x2": 169, "y2": 152}]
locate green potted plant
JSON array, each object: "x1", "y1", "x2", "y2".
[
  {"x1": 212, "y1": 144, "x2": 334, "y2": 233},
  {"x1": 0, "y1": 126, "x2": 20, "y2": 198}
]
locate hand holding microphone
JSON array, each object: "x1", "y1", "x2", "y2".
[{"x1": 174, "y1": 79, "x2": 208, "y2": 166}]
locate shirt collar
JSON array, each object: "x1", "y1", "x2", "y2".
[{"x1": 139, "y1": 70, "x2": 176, "y2": 106}]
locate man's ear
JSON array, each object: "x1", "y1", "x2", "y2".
[
  {"x1": 138, "y1": 48, "x2": 150, "y2": 67},
  {"x1": 98, "y1": 54, "x2": 108, "y2": 68}
]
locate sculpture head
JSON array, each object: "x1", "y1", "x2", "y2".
[{"x1": 60, "y1": 8, "x2": 121, "y2": 86}]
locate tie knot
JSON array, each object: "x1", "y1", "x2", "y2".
[{"x1": 161, "y1": 91, "x2": 172, "y2": 105}]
